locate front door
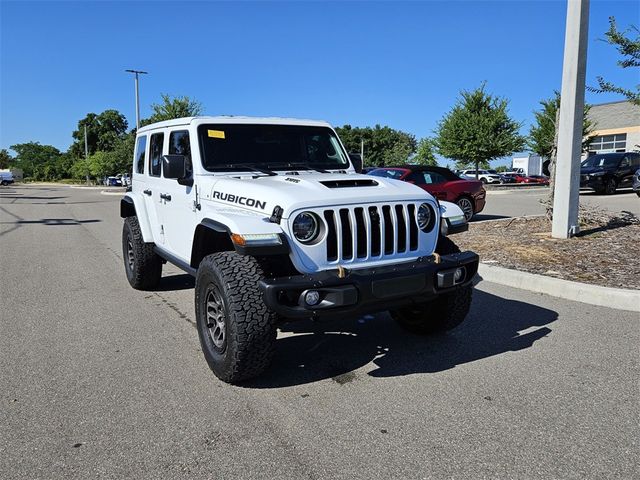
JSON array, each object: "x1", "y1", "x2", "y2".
[{"x1": 158, "y1": 129, "x2": 197, "y2": 263}]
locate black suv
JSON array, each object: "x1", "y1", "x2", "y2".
[{"x1": 580, "y1": 152, "x2": 640, "y2": 195}]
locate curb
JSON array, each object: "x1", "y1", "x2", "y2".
[
  {"x1": 100, "y1": 190, "x2": 126, "y2": 196},
  {"x1": 477, "y1": 263, "x2": 640, "y2": 312}
]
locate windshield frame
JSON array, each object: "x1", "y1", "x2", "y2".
[{"x1": 197, "y1": 123, "x2": 351, "y2": 173}]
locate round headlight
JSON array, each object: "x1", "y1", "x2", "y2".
[
  {"x1": 292, "y1": 212, "x2": 320, "y2": 243},
  {"x1": 417, "y1": 203, "x2": 434, "y2": 232}
]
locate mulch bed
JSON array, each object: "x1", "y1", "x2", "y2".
[{"x1": 454, "y1": 211, "x2": 640, "y2": 290}]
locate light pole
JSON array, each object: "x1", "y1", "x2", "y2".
[
  {"x1": 125, "y1": 69, "x2": 148, "y2": 130},
  {"x1": 552, "y1": 0, "x2": 589, "y2": 238}
]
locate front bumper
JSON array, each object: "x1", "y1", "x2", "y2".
[
  {"x1": 259, "y1": 252, "x2": 479, "y2": 319},
  {"x1": 580, "y1": 175, "x2": 604, "y2": 190}
]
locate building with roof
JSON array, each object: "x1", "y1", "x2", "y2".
[{"x1": 587, "y1": 100, "x2": 640, "y2": 154}]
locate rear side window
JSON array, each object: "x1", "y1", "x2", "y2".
[
  {"x1": 149, "y1": 132, "x2": 164, "y2": 177},
  {"x1": 134, "y1": 136, "x2": 147, "y2": 174}
]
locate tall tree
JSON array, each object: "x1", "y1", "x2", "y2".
[
  {"x1": 334, "y1": 124, "x2": 416, "y2": 167},
  {"x1": 528, "y1": 92, "x2": 594, "y2": 159},
  {"x1": 10, "y1": 142, "x2": 64, "y2": 180},
  {"x1": 69, "y1": 110, "x2": 128, "y2": 158},
  {"x1": 529, "y1": 92, "x2": 595, "y2": 220},
  {"x1": 0, "y1": 149, "x2": 12, "y2": 169},
  {"x1": 435, "y1": 85, "x2": 525, "y2": 177},
  {"x1": 143, "y1": 94, "x2": 203, "y2": 125},
  {"x1": 588, "y1": 17, "x2": 639, "y2": 105},
  {"x1": 412, "y1": 138, "x2": 438, "y2": 166}
]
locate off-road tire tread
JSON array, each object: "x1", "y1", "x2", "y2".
[
  {"x1": 122, "y1": 216, "x2": 162, "y2": 290},
  {"x1": 195, "y1": 252, "x2": 276, "y2": 383},
  {"x1": 391, "y1": 236, "x2": 472, "y2": 334}
]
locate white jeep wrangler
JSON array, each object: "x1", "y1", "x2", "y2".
[{"x1": 121, "y1": 117, "x2": 479, "y2": 383}]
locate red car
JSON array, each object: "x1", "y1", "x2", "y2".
[
  {"x1": 522, "y1": 175, "x2": 550, "y2": 185},
  {"x1": 368, "y1": 166, "x2": 486, "y2": 221},
  {"x1": 505, "y1": 173, "x2": 550, "y2": 185}
]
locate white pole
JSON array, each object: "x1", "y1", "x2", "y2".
[{"x1": 552, "y1": 0, "x2": 590, "y2": 239}]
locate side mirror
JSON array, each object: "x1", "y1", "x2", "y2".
[
  {"x1": 162, "y1": 155, "x2": 193, "y2": 186},
  {"x1": 349, "y1": 153, "x2": 363, "y2": 173}
]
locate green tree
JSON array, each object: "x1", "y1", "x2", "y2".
[
  {"x1": 528, "y1": 92, "x2": 594, "y2": 159},
  {"x1": 334, "y1": 124, "x2": 416, "y2": 167},
  {"x1": 143, "y1": 94, "x2": 203, "y2": 125},
  {"x1": 588, "y1": 17, "x2": 639, "y2": 105},
  {"x1": 69, "y1": 110, "x2": 128, "y2": 158},
  {"x1": 412, "y1": 138, "x2": 438, "y2": 166},
  {"x1": 10, "y1": 142, "x2": 64, "y2": 180},
  {"x1": 0, "y1": 149, "x2": 12, "y2": 169},
  {"x1": 435, "y1": 84, "x2": 525, "y2": 176}
]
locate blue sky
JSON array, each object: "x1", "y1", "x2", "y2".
[{"x1": 1, "y1": 0, "x2": 638, "y2": 166}]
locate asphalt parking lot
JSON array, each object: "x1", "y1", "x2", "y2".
[
  {"x1": 475, "y1": 186, "x2": 639, "y2": 221},
  {"x1": 1, "y1": 185, "x2": 638, "y2": 479}
]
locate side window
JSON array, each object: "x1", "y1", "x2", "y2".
[
  {"x1": 424, "y1": 172, "x2": 447, "y2": 184},
  {"x1": 168, "y1": 130, "x2": 192, "y2": 177},
  {"x1": 149, "y1": 132, "x2": 164, "y2": 177},
  {"x1": 406, "y1": 172, "x2": 425, "y2": 184},
  {"x1": 620, "y1": 156, "x2": 630, "y2": 168},
  {"x1": 134, "y1": 135, "x2": 147, "y2": 174},
  {"x1": 630, "y1": 153, "x2": 640, "y2": 167}
]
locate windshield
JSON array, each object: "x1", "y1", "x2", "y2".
[
  {"x1": 581, "y1": 154, "x2": 622, "y2": 169},
  {"x1": 368, "y1": 168, "x2": 405, "y2": 179},
  {"x1": 198, "y1": 124, "x2": 350, "y2": 171}
]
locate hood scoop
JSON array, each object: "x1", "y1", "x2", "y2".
[{"x1": 319, "y1": 179, "x2": 379, "y2": 188}]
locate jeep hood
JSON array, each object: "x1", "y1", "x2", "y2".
[{"x1": 202, "y1": 172, "x2": 435, "y2": 217}]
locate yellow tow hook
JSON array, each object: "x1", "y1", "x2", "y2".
[{"x1": 337, "y1": 265, "x2": 347, "y2": 279}]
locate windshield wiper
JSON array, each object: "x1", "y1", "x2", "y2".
[
  {"x1": 209, "y1": 163, "x2": 277, "y2": 176},
  {"x1": 266, "y1": 163, "x2": 330, "y2": 174}
]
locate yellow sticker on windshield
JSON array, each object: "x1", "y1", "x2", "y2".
[{"x1": 208, "y1": 130, "x2": 225, "y2": 139}]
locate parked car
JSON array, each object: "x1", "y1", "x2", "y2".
[
  {"x1": 0, "y1": 171, "x2": 15, "y2": 186},
  {"x1": 633, "y1": 168, "x2": 640, "y2": 197},
  {"x1": 103, "y1": 176, "x2": 122, "y2": 186},
  {"x1": 459, "y1": 169, "x2": 501, "y2": 184},
  {"x1": 522, "y1": 175, "x2": 549, "y2": 185},
  {"x1": 368, "y1": 166, "x2": 486, "y2": 221},
  {"x1": 580, "y1": 152, "x2": 640, "y2": 195}
]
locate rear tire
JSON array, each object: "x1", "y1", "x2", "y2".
[
  {"x1": 391, "y1": 236, "x2": 472, "y2": 334},
  {"x1": 195, "y1": 252, "x2": 276, "y2": 384},
  {"x1": 122, "y1": 216, "x2": 162, "y2": 290}
]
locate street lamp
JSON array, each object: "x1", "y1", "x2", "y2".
[{"x1": 125, "y1": 69, "x2": 148, "y2": 130}]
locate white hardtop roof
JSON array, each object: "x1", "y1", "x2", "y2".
[{"x1": 137, "y1": 116, "x2": 332, "y2": 133}]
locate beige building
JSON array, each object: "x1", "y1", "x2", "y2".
[{"x1": 587, "y1": 100, "x2": 640, "y2": 154}]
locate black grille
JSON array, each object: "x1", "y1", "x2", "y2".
[{"x1": 323, "y1": 204, "x2": 420, "y2": 262}]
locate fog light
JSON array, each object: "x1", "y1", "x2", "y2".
[
  {"x1": 304, "y1": 290, "x2": 321, "y2": 306},
  {"x1": 454, "y1": 267, "x2": 465, "y2": 283}
]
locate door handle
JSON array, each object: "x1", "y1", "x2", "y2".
[
  {"x1": 143, "y1": 189, "x2": 152, "y2": 196},
  {"x1": 160, "y1": 193, "x2": 172, "y2": 201}
]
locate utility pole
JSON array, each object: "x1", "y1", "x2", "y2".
[
  {"x1": 84, "y1": 124, "x2": 89, "y2": 185},
  {"x1": 125, "y1": 69, "x2": 148, "y2": 130},
  {"x1": 552, "y1": 0, "x2": 589, "y2": 238},
  {"x1": 360, "y1": 138, "x2": 364, "y2": 163}
]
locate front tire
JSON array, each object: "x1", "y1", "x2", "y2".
[
  {"x1": 604, "y1": 178, "x2": 617, "y2": 195},
  {"x1": 391, "y1": 236, "x2": 472, "y2": 334},
  {"x1": 195, "y1": 252, "x2": 276, "y2": 384},
  {"x1": 456, "y1": 196, "x2": 475, "y2": 222},
  {"x1": 122, "y1": 216, "x2": 162, "y2": 290}
]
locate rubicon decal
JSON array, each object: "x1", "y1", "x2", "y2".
[{"x1": 212, "y1": 191, "x2": 267, "y2": 210}]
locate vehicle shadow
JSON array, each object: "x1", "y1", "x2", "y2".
[
  {"x1": 245, "y1": 289, "x2": 557, "y2": 389},
  {"x1": 154, "y1": 273, "x2": 195, "y2": 291},
  {"x1": 471, "y1": 214, "x2": 510, "y2": 222}
]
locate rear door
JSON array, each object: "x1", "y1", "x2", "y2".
[{"x1": 145, "y1": 131, "x2": 166, "y2": 245}]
